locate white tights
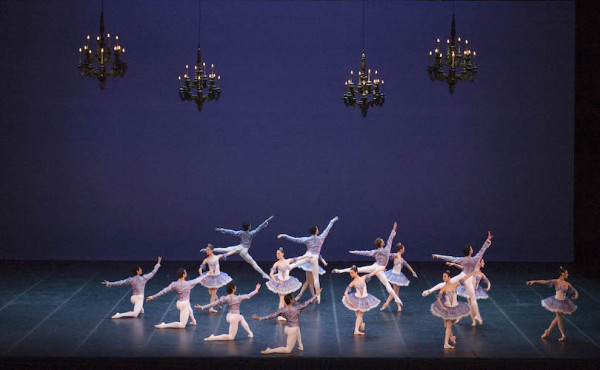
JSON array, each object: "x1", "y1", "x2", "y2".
[
  {"x1": 112, "y1": 294, "x2": 144, "y2": 319},
  {"x1": 155, "y1": 300, "x2": 195, "y2": 329},
  {"x1": 261, "y1": 326, "x2": 303, "y2": 354},
  {"x1": 204, "y1": 313, "x2": 253, "y2": 341}
]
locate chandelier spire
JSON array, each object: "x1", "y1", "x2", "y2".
[{"x1": 342, "y1": 0, "x2": 385, "y2": 118}]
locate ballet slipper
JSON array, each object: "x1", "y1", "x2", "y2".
[
  {"x1": 261, "y1": 348, "x2": 271, "y2": 354},
  {"x1": 360, "y1": 322, "x2": 365, "y2": 331},
  {"x1": 111, "y1": 313, "x2": 121, "y2": 319},
  {"x1": 247, "y1": 332, "x2": 254, "y2": 338},
  {"x1": 444, "y1": 344, "x2": 455, "y2": 349},
  {"x1": 471, "y1": 321, "x2": 477, "y2": 327},
  {"x1": 475, "y1": 317, "x2": 483, "y2": 325},
  {"x1": 298, "y1": 343, "x2": 304, "y2": 351},
  {"x1": 450, "y1": 336, "x2": 456, "y2": 345},
  {"x1": 155, "y1": 322, "x2": 166, "y2": 329},
  {"x1": 209, "y1": 308, "x2": 218, "y2": 313},
  {"x1": 204, "y1": 334, "x2": 214, "y2": 341},
  {"x1": 295, "y1": 293, "x2": 303, "y2": 301},
  {"x1": 354, "y1": 331, "x2": 364, "y2": 335},
  {"x1": 541, "y1": 329, "x2": 551, "y2": 339},
  {"x1": 380, "y1": 302, "x2": 389, "y2": 311},
  {"x1": 558, "y1": 336, "x2": 566, "y2": 342},
  {"x1": 190, "y1": 320, "x2": 197, "y2": 326}
]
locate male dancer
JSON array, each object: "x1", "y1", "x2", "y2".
[
  {"x1": 211, "y1": 215, "x2": 274, "y2": 279},
  {"x1": 431, "y1": 231, "x2": 493, "y2": 325},
  {"x1": 277, "y1": 216, "x2": 338, "y2": 303},
  {"x1": 332, "y1": 222, "x2": 404, "y2": 311}
]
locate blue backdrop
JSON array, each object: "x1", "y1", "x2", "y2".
[{"x1": 0, "y1": 1, "x2": 574, "y2": 261}]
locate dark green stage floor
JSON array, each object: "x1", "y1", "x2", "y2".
[{"x1": 0, "y1": 260, "x2": 598, "y2": 368}]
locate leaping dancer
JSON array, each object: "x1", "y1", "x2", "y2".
[
  {"x1": 277, "y1": 216, "x2": 339, "y2": 303},
  {"x1": 102, "y1": 257, "x2": 162, "y2": 319},
  {"x1": 333, "y1": 222, "x2": 404, "y2": 311},
  {"x1": 211, "y1": 215, "x2": 274, "y2": 279},
  {"x1": 431, "y1": 231, "x2": 493, "y2": 325}
]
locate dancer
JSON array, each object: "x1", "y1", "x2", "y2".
[
  {"x1": 195, "y1": 282, "x2": 261, "y2": 341},
  {"x1": 526, "y1": 266, "x2": 578, "y2": 342},
  {"x1": 146, "y1": 267, "x2": 207, "y2": 329},
  {"x1": 380, "y1": 244, "x2": 418, "y2": 311},
  {"x1": 342, "y1": 265, "x2": 384, "y2": 335},
  {"x1": 431, "y1": 231, "x2": 492, "y2": 324},
  {"x1": 422, "y1": 269, "x2": 479, "y2": 349},
  {"x1": 212, "y1": 215, "x2": 274, "y2": 279},
  {"x1": 253, "y1": 289, "x2": 321, "y2": 354},
  {"x1": 295, "y1": 255, "x2": 326, "y2": 301},
  {"x1": 266, "y1": 248, "x2": 311, "y2": 320},
  {"x1": 102, "y1": 257, "x2": 162, "y2": 319},
  {"x1": 333, "y1": 222, "x2": 404, "y2": 311},
  {"x1": 199, "y1": 244, "x2": 236, "y2": 313},
  {"x1": 449, "y1": 259, "x2": 491, "y2": 300},
  {"x1": 278, "y1": 216, "x2": 339, "y2": 303}
]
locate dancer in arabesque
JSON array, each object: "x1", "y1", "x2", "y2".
[
  {"x1": 380, "y1": 244, "x2": 418, "y2": 311},
  {"x1": 278, "y1": 216, "x2": 339, "y2": 303},
  {"x1": 199, "y1": 244, "x2": 237, "y2": 313},
  {"x1": 341, "y1": 265, "x2": 384, "y2": 335},
  {"x1": 146, "y1": 267, "x2": 207, "y2": 329},
  {"x1": 266, "y1": 248, "x2": 311, "y2": 321},
  {"x1": 333, "y1": 222, "x2": 404, "y2": 311},
  {"x1": 102, "y1": 256, "x2": 162, "y2": 319},
  {"x1": 196, "y1": 282, "x2": 261, "y2": 341},
  {"x1": 253, "y1": 289, "x2": 321, "y2": 354},
  {"x1": 527, "y1": 266, "x2": 578, "y2": 342},
  {"x1": 212, "y1": 215, "x2": 274, "y2": 279},
  {"x1": 447, "y1": 258, "x2": 491, "y2": 325},
  {"x1": 431, "y1": 231, "x2": 492, "y2": 325}
]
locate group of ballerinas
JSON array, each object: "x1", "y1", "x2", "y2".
[{"x1": 102, "y1": 216, "x2": 580, "y2": 352}]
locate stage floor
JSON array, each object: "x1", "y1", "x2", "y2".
[{"x1": 0, "y1": 260, "x2": 599, "y2": 366}]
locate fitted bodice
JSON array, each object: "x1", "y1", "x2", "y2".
[
  {"x1": 276, "y1": 263, "x2": 291, "y2": 281},
  {"x1": 206, "y1": 258, "x2": 221, "y2": 275},
  {"x1": 353, "y1": 281, "x2": 368, "y2": 298},
  {"x1": 440, "y1": 289, "x2": 458, "y2": 308},
  {"x1": 392, "y1": 258, "x2": 406, "y2": 274}
]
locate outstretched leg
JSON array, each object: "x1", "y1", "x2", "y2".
[
  {"x1": 261, "y1": 326, "x2": 299, "y2": 354},
  {"x1": 112, "y1": 295, "x2": 144, "y2": 319},
  {"x1": 212, "y1": 245, "x2": 244, "y2": 254},
  {"x1": 463, "y1": 276, "x2": 482, "y2": 324},
  {"x1": 375, "y1": 270, "x2": 403, "y2": 310},
  {"x1": 239, "y1": 248, "x2": 270, "y2": 279}
]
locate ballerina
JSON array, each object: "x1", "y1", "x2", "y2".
[
  {"x1": 295, "y1": 255, "x2": 327, "y2": 301},
  {"x1": 431, "y1": 231, "x2": 492, "y2": 324},
  {"x1": 526, "y1": 266, "x2": 578, "y2": 342},
  {"x1": 278, "y1": 216, "x2": 339, "y2": 303},
  {"x1": 146, "y1": 267, "x2": 207, "y2": 329},
  {"x1": 333, "y1": 222, "x2": 404, "y2": 311},
  {"x1": 380, "y1": 244, "x2": 418, "y2": 311},
  {"x1": 195, "y1": 282, "x2": 261, "y2": 341},
  {"x1": 252, "y1": 289, "x2": 321, "y2": 354},
  {"x1": 199, "y1": 244, "x2": 237, "y2": 313},
  {"x1": 342, "y1": 265, "x2": 384, "y2": 335},
  {"x1": 447, "y1": 259, "x2": 491, "y2": 326},
  {"x1": 266, "y1": 248, "x2": 311, "y2": 321},
  {"x1": 212, "y1": 216, "x2": 274, "y2": 279},
  {"x1": 422, "y1": 269, "x2": 479, "y2": 348},
  {"x1": 102, "y1": 257, "x2": 162, "y2": 319}
]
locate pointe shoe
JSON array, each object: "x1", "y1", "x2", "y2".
[
  {"x1": 155, "y1": 322, "x2": 166, "y2": 329},
  {"x1": 298, "y1": 345, "x2": 304, "y2": 351},
  {"x1": 354, "y1": 331, "x2": 365, "y2": 335},
  {"x1": 295, "y1": 293, "x2": 303, "y2": 301},
  {"x1": 317, "y1": 295, "x2": 321, "y2": 304},
  {"x1": 558, "y1": 336, "x2": 566, "y2": 342},
  {"x1": 471, "y1": 321, "x2": 477, "y2": 327},
  {"x1": 111, "y1": 313, "x2": 121, "y2": 319},
  {"x1": 380, "y1": 302, "x2": 389, "y2": 311},
  {"x1": 209, "y1": 308, "x2": 218, "y2": 313},
  {"x1": 190, "y1": 320, "x2": 197, "y2": 326},
  {"x1": 541, "y1": 329, "x2": 550, "y2": 339},
  {"x1": 444, "y1": 344, "x2": 455, "y2": 349},
  {"x1": 450, "y1": 336, "x2": 456, "y2": 345},
  {"x1": 360, "y1": 322, "x2": 365, "y2": 331},
  {"x1": 397, "y1": 304, "x2": 402, "y2": 312},
  {"x1": 475, "y1": 316, "x2": 483, "y2": 325},
  {"x1": 204, "y1": 334, "x2": 214, "y2": 342},
  {"x1": 248, "y1": 332, "x2": 254, "y2": 338},
  {"x1": 140, "y1": 309, "x2": 144, "y2": 314},
  {"x1": 261, "y1": 348, "x2": 271, "y2": 354}
]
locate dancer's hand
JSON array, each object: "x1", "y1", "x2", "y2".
[
  {"x1": 102, "y1": 280, "x2": 109, "y2": 286},
  {"x1": 332, "y1": 216, "x2": 339, "y2": 222},
  {"x1": 526, "y1": 281, "x2": 534, "y2": 285},
  {"x1": 323, "y1": 261, "x2": 328, "y2": 266},
  {"x1": 268, "y1": 215, "x2": 274, "y2": 221},
  {"x1": 347, "y1": 299, "x2": 355, "y2": 307},
  {"x1": 487, "y1": 231, "x2": 493, "y2": 241},
  {"x1": 252, "y1": 315, "x2": 260, "y2": 320},
  {"x1": 432, "y1": 254, "x2": 438, "y2": 259},
  {"x1": 392, "y1": 221, "x2": 397, "y2": 231},
  {"x1": 275, "y1": 279, "x2": 282, "y2": 284},
  {"x1": 157, "y1": 256, "x2": 162, "y2": 264},
  {"x1": 255, "y1": 283, "x2": 261, "y2": 291},
  {"x1": 277, "y1": 234, "x2": 284, "y2": 239},
  {"x1": 485, "y1": 287, "x2": 490, "y2": 292},
  {"x1": 442, "y1": 306, "x2": 449, "y2": 312},
  {"x1": 215, "y1": 227, "x2": 221, "y2": 231},
  {"x1": 146, "y1": 296, "x2": 153, "y2": 302},
  {"x1": 194, "y1": 304, "x2": 204, "y2": 310},
  {"x1": 422, "y1": 291, "x2": 429, "y2": 297}
]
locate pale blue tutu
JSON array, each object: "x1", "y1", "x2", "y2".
[
  {"x1": 200, "y1": 271, "x2": 232, "y2": 289},
  {"x1": 266, "y1": 275, "x2": 302, "y2": 294},
  {"x1": 299, "y1": 262, "x2": 326, "y2": 275},
  {"x1": 342, "y1": 293, "x2": 380, "y2": 312},
  {"x1": 385, "y1": 270, "x2": 410, "y2": 286}
]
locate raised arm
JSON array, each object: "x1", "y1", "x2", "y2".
[
  {"x1": 142, "y1": 258, "x2": 162, "y2": 281},
  {"x1": 252, "y1": 215, "x2": 274, "y2": 234},
  {"x1": 239, "y1": 284, "x2": 261, "y2": 301},
  {"x1": 384, "y1": 222, "x2": 398, "y2": 253},
  {"x1": 433, "y1": 254, "x2": 463, "y2": 264},
  {"x1": 297, "y1": 291, "x2": 320, "y2": 311},
  {"x1": 188, "y1": 274, "x2": 209, "y2": 288},
  {"x1": 473, "y1": 231, "x2": 493, "y2": 261},
  {"x1": 197, "y1": 295, "x2": 226, "y2": 310},
  {"x1": 319, "y1": 216, "x2": 339, "y2": 239},
  {"x1": 254, "y1": 308, "x2": 284, "y2": 321},
  {"x1": 526, "y1": 279, "x2": 550, "y2": 286},
  {"x1": 349, "y1": 249, "x2": 376, "y2": 257}
]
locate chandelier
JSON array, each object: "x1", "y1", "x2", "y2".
[
  {"x1": 427, "y1": 14, "x2": 477, "y2": 94},
  {"x1": 178, "y1": 0, "x2": 221, "y2": 112},
  {"x1": 78, "y1": 4, "x2": 126, "y2": 90},
  {"x1": 342, "y1": 1, "x2": 384, "y2": 117}
]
